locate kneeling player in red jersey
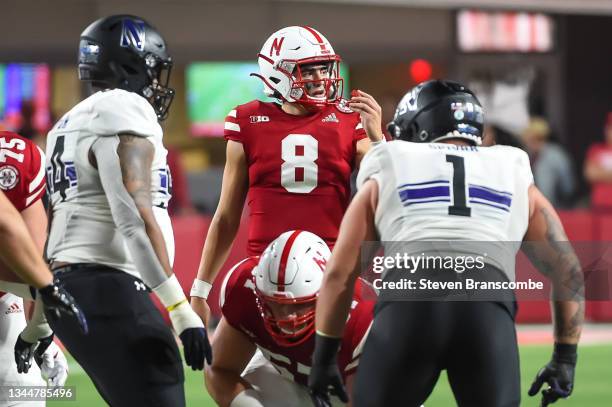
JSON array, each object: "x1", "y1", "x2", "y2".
[{"x1": 205, "y1": 230, "x2": 375, "y2": 407}]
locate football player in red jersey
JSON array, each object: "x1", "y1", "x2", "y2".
[
  {"x1": 0, "y1": 129, "x2": 84, "y2": 394},
  {"x1": 190, "y1": 25, "x2": 384, "y2": 328},
  {"x1": 205, "y1": 231, "x2": 374, "y2": 407},
  {"x1": 0, "y1": 129, "x2": 52, "y2": 291}
]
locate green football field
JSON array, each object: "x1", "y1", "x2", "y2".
[{"x1": 47, "y1": 344, "x2": 612, "y2": 406}]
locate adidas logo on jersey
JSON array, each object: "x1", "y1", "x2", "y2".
[
  {"x1": 5, "y1": 302, "x2": 22, "y2": 314},
  {"x1": 250, "y1": 115, "x2": 270, "y2": 123},
  {"x1": 322, "y1": 113, "x2": 339, "y2": 123}
]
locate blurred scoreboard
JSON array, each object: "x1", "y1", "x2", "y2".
[{"x1": 457, "y1": 10, "x2": 555, "y2": 53}]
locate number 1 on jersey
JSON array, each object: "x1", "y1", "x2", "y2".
[
  {"x1": 446, "y1": 154, "x2": 471, "y2": 217},
  {"x1": 281, "y1": 134, "x2": 318, "y2": 193}
]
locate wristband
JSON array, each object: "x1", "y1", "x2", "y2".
[
  {"x1": 20, "y1": 296, "x2": 52, "y2": 343},
  {"x1": 190, "y1": 279, "x2": 212, "y2": 299},
  {"x1": 553, "y1": 343, "x2": 578, "y2": 365},
  {"x1": 153, "y1": 274, "x2": 187, "y2": 310}
]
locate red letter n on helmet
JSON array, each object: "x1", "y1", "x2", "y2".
[{"x1": 270, "y1": 37, "x2": 285, "y2": 57}]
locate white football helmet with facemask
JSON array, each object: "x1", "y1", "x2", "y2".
[
  {"x1": 253, "y1": 230, "x2": 331, "y2": 347},
  {"x1": 252, "y1": 26, "x2": 343, "y2": 107}
]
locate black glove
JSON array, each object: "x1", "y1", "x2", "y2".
[
  {"x1": 14, "y1": 334, "x2": 54, "y2": 374},
  {"x1": 39, "y1": 283, "x2": 88, "y2": 334},
  {"x1": 308, "y1": 333, "x2": 348, "y2": 406},
  {"x1": 179, "y1": 327, "x2": 212, "y2": 370},
  {"x1": 528, "y1": 343, "x2": 577, "y2": 406}
]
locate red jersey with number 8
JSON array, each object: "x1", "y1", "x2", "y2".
[{"x1": 224, "y1": 100, "x2": 366, "y2": 255}]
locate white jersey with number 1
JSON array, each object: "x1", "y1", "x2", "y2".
[
  {"x1": 45, "y1": 89, "x2": 174, "y2": 278},
  {"x1": 356, "y1": 141, "x2": 534, "y2": 280}
]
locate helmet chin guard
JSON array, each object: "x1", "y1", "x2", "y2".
[
  {"x1": 253, "y1": 230, "x2": 331, "y2": 346},
  {"x1": 253, "y1": 26, "x2": 344, "y2": 108}
]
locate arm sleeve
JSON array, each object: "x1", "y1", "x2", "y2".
[
  {"x1": 90, "y1": 135, "x2": 168, "y2": 288},
  {"x1": 353, "y1": 118, "x2": 367, "y2": 142},
  {"x1": 90, "y1": 90, "x2": 162, "y2": 138},
  {"x1": 223, "y1": 107, "x2": 244, "y2": 143}
]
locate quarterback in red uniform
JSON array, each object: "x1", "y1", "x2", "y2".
[
  {"x1": 205, "y1": 231, "x2": 374, "y2": 407},
  {"x1": 191, "y1": 25, "x2": 384, "y2": 327}
]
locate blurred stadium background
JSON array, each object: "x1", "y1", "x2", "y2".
[{"x1": 3, "y1": 0, "x2": 612, "y2": 405}]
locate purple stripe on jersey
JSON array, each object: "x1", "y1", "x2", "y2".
[
  {"x1": 400, "y1": 186, "x2": 450, "y2": 202},
  {"x1": 469, "y1": 183, "x2": 513, "y2": 197},
  {"x1": 468, "y1": 186, "x2": 512, "y2": 207}
]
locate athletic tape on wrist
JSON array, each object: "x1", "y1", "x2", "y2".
[
  {"x1": 153, "y1": 274, "x2": 187, "y2": 310},
  {"x1": 190, "y1": 279, "x2": 212, "y2": 299}
]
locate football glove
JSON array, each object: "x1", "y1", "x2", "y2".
[
  {"x1": 308, "y1": 333, "x2": 348, "y2": 406},
  {"x1": 15, "y1": 296, "x2": 54, "y2": 374},
  {"x1": 38, "y1": 340, "x2": 69, "y2": 388},
  {"x1": 39, "y1": 283, "x2": 88, "y2": 334},
  {"x1": 528, "y1": 343, "x2": 577, "y2": 406},
  {"x1": 153, "y1": 274, "x2": 212, "y2": 370}
]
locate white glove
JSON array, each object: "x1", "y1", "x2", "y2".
[{"x1": 39, "y1": 341, "x2": 69, "y2": 388}]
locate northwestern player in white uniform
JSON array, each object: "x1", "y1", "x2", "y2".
[
  {"x1": 44, "y1": 15, "x2": 210, "y2": 406},
  {"x1": 309, "y1": 81, "x2": 584, "y2": 407}
]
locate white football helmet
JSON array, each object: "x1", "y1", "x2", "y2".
[
  {"x1": 252, "y1": 26, "x2": 343, "y2": 107},
  {"x1": 253, "y1": 230, "x2": 331, "y2": 346}
]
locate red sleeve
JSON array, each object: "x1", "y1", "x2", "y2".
[
  {"x1": 223, "y1": 106, "x2": 243, "y2": 143},
  {"x1": 219, "y1": 257, "x2": 258, "y2": 330},
  {"x1": 21, "y1": 143, "x2": 46, "y2": 210},
  {"x1": 353, "y1": 117, "x2": 367, "y2": 142},
  {"x1": 0, "y1": 133, "x2": 45, "y2": 211},
  {"x1": 338, "y1": 279, "x2": 375, "y2": 377}
]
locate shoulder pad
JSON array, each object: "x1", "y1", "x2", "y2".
[{"x1": 90, "y1": 89, "x2": 162, "y2": 138}]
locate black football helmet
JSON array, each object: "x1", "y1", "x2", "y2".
[
  {"x1": 78, "y1": 15, "x2": 174, "y2": 120},
  {"x1": 387, "y1": 80, "x2": 484, "y2": 145}
]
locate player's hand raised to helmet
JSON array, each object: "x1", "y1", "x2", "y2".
[
  {"x1": 39, "y1": 283, "x2": 88, "y2": 334},
  {"x1": 349, "y1": 89, "x2": 384, "y2": 143}
]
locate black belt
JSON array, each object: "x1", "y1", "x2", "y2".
[{"x1": 52, "y1": 263, "x2": 120, "y2": 275}]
